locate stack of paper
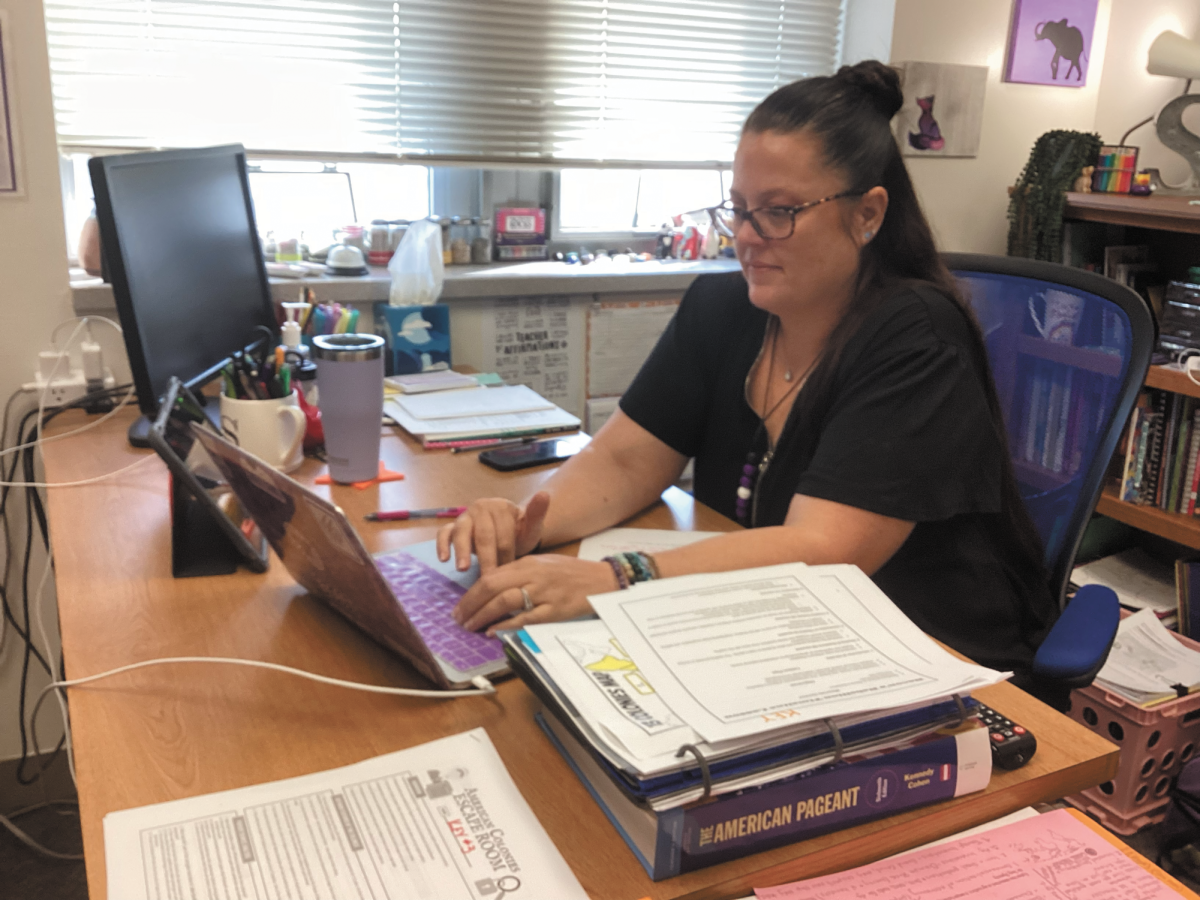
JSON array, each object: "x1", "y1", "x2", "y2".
[
  {"x1": 1095, "y1": 608, "x2": 1200, "y2": 706},
  {"x1": 1073, "y1": 548, "x2": 1178, "y2": 628},
  {"x1": 503, "y1": 562, "x2": 1006, "y2": 811},
  {"x1": 385, "y1": 383, "x2": 580, "y2": 445}
]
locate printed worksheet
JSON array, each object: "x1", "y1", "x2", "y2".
[
  {"x1": 754, "y1": 808, "x2": 1191, "y2": 899},
  {"x1": 590, "y1": 563, "x2": 1006, "y2": 742},
  {"x1": 104, "y1": 729, "x2": 588, "y2": 900}
]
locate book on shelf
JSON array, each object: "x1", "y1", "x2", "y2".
[
  {"x1": 1177, "y1": 557, "x2": 1200, "y2": 639},
  {"x1": 1118, "y1": 387, "x2": 1200, "y2": 517},
  {"x1": 537, "y1": 709, "x2": 990, "y2": 881}
]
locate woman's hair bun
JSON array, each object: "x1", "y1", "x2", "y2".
[{"x1": 833, "y1": 61, "x2": 903, "y2": 120}]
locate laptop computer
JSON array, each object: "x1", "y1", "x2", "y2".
[{"x1": 190, "y1": 423, "x2": 508, "y2": 689}]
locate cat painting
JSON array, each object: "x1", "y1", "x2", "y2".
[{"x1": 908, "y1": 95, "x2": 946, "y2": 151}]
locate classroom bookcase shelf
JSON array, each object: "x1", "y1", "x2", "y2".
[
  {"x1": 1065, "y1": 194, "x2": 1200, "y2": 550},
  {"x1": 1064, "y1": 192, "x2": 1200, "y2": 235},
  {"x1": 1096, "y1": 483, "x2": 1200, "y2": 550},
  {"x1": 1145, "y1": 364, "x2": 1200, "y2": 400}
]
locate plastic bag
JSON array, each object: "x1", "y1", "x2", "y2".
[{"x1": 388, "y1": 218, "x2": 444, "y2": 306}]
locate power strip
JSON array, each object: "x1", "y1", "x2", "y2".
[{"x1": 23, "y1": 349, "x2": 116, "y2": 407}]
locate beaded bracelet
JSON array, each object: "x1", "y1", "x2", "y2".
[
  {"x1": 601, "y1": 551, "x2": 661, "y2": 589},
  {"x1": 601, "y1": 555, "x2": 630, "y2": 589}
]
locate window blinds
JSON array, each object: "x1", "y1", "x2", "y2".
[{"x1": 44, "y1": 0, "x2": 843, "y2": 164}]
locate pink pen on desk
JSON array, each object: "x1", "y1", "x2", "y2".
[{"x1": 364, "y1": 506, "x2": 467, "y2": 522}]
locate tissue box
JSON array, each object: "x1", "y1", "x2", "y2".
[{"x1": 374, "y1": 303, "x2": 451, "y2": 376}]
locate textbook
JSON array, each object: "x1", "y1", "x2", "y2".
[
  {"x1": 384, "y1": 384, "x2": 580, "y2": 446},
  {"x1": 538, "y1": 709, "x2": 991, "y2": 880}
]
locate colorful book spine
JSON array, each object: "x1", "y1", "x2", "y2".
[
  {"x1": 1169, "y1": 397, "x2": 1195, "y2": 512},
  {"x1": 1182, "y1": 408, "x2": 1200, "y2": 515},
  {"x1": 1143, "y1": 391, "x2": 1168, "y2": 506},
  {"x1": 1052, "y1": 368, "x2": 1073, "y2": 473},
  {"x1": 1042, "y1": 368, "x2": 1065, "y2": 471},
  {"x1": 1177, "y1": 558, "x2": 1200, "y2": 639},
  {"x1": 1120, "y1": 407, "x2": 1144, "y2": 503}
]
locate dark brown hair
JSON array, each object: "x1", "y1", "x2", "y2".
[{"x1": 745, "y1": 61, "x2": 1049, "y2": 592}]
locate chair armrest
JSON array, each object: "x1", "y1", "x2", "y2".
[{"x1": 1031, "y1": 583, "x2": 1120, "y2": 687}]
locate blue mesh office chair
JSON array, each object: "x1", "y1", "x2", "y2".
[{"x1": 945, "y1": 253, "x2": 1155, "y2": 710}]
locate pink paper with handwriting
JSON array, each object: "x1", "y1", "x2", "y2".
[{"x1": 755, "y1": 808, "x2": 1189, "y2": 899}]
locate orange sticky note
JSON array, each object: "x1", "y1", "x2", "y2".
[{"x1": 315, "y1": 461, "x2": 405, "y2": 489}]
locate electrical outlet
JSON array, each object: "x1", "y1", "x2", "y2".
[{"x1": 26, "y1": 371, "x2": 89, "y2": 406}]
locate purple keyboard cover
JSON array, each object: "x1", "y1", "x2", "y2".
[{"x1": 375, "y1": 551, "x2": 504, "y2": 672}]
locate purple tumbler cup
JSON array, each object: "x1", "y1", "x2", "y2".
[{"x1": 312, "y1": 333, "x2": 386, "y2": 483}]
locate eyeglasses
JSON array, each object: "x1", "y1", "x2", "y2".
[{"x1": 711, "y1": 191, "x2": 862, "y2": 240}]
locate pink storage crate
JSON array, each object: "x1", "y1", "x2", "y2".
[{"x1": 1064, "y1": 622, "x2": 1200, "y2": 835}]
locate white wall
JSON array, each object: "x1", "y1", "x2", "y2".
[
  {"x1": 0, "y1": 0, "x2": 73, "y2": 765},
  {"x1": 891, "y1": 0, "x2": 1112, "y2": 255},
  {"x1": 1092, "y1": 0, "x2": 1200, "y2": 188}
]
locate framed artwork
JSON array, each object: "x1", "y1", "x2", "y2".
[
  {"x1": 1005, "y1": 0, "x2": 1099, "y2": 87},
  {"x1": 894, "y1": 62, "x2": 988, "y2": 159},
  {"x1": 0, "y1": 11, "x2": 20, "y2": 196}
]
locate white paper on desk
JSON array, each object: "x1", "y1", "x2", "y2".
[
  {"x1": 754, "y1": 808, "x2": 1185, "y2": 899},
  {"x1": 385, "y1": 398, "x2": 580, "y2": 439},
  {"x1": 103, "y1": 728, "x2": 588, "y2": 900},
  {"x1": 576, "y1": 527, "x2": 722, "y2": 561},
  {"x1": 590, "y1": 563, "x2": 1006, "y2": 743},
  {"x1": 1095, "y1": 608, "x2": 1200, "y2": 698},
  {"x1": 395, "y1": 384, "x2": 553, "y2": 420},
  {"x1": 1073, "y1": 548, "x2": 1177, "y2": 614}
]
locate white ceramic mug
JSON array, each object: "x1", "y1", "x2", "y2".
[
  {"x1": 218, "y1": 392, "x2": 306, "y2": 473},
  {"x1": 1029, "y1": 290, "x2": 1084, "y2": 344}
]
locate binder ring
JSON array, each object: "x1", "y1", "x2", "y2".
[
  {"x1": 952, "y1": 693, "x2": 968, "y2": 725},
  {"x1": 676, "y1": 743, "x2": 714, "y2": 800},
  {"x1": 823, "y1": 718, "x2": 845, "y2": 764}
]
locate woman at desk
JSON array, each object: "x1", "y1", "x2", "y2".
[{"x1": 438, "y1": 61, "x2": 1057, "y2": 685}]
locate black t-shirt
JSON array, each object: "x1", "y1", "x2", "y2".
[{"x1": 620, "y1": 271, "x2": 1057, "y2": 678}]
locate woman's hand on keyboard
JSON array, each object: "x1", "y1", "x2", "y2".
[
  {"x1": 451, "y1": 554, "x2": 620, "y2": 636},
  {"x1": 437, "y1": 491, "x2": 550, "y2": 573}
]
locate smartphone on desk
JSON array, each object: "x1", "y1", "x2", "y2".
[{"x1": 479, "y1": 439, "x2": 581, "y2": 472}]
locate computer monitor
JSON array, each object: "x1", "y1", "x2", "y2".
[{"x1": 89, "y1": 144, "x2": 277, "y2": 445}]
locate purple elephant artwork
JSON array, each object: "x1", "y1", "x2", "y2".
[
  {"x1": 1005, "y1": 0, "x2": 1098, "y2": 87},
  {"x1": 908, "y1": 96, "x2": 946, "y2": 151}
]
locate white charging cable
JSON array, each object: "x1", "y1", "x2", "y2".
[
  {"x1": 1179, "y1": 349, "x2": 1200, "y2": 388},
  {"x1": 31, "y1": 657, "x2": 497, "y2": 786}
]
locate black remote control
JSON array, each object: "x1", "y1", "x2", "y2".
[{"x1": 977, "y1": 702, "x2": 1037, "y2": 770}]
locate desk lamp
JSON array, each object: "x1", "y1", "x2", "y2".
[{"x1": 1144, "y1": 30, "x2": 1200, "y2": 193}]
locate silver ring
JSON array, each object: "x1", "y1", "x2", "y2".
[{"x1": 520, "y1": 587, "x2": 534, "y2": 613}]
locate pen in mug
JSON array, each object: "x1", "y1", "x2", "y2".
[{"x1": 365, "y1": 506, "x2": 468, "y2": 522}]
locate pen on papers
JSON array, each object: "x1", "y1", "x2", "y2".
[
  {"x1": 449, "y1": 436, "x2": 539, "y2": 454},
  {"x1": 364, "y1": 506, "x2": 468, "y2": 522}
]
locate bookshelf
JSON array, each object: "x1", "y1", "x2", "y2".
[{"x1": 1068, "y1": 193, "x2": 1200, "y2": 548}]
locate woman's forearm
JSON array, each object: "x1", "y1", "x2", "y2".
[
  {"x1": 654, "y1": 495, "x2": 916, "y2": 578},
  {"x1": 532, "y1": 411, "x2": 688, "y2": 548}
]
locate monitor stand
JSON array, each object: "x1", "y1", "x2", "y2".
[{"x1": 126, "y1": 396, "x2": 222, "y2": 448}]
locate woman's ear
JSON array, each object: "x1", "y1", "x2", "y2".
[{"x1": 854, "y1": 186, "x2": 889, "y2": 247}]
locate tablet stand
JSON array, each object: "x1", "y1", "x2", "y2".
[{"x1": 168, "y1": 471, "x2": 248, "y2": 577}]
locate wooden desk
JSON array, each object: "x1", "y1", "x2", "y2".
[{"x1": 42, "y1": 410, "x2": 1119, "y2": 900}]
